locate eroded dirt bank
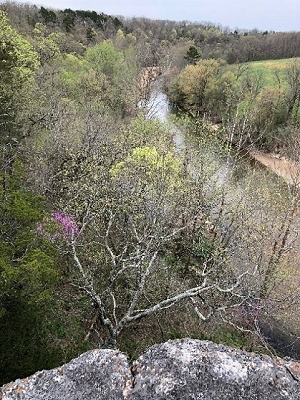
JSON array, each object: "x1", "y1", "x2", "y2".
[{"x1": 250, "y1": 150, "x2": 300, "y2": 185}]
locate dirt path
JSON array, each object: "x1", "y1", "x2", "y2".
[{"x1": 250, "y1": 150, "x2": 300, "y2": 185}]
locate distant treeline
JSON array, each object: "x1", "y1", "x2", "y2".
[
  {"x1": 1, "y1": 2, "x2": 122, "y2": 32},
  {"x1": 123, "y1": 17, "x2": 300, "y2": 63},
  {"x1": 2, "y1": 2, "x2": 300, "y2": 64}
]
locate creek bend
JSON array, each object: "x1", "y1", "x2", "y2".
[{"x1": 146, "y1": 82, "x2": 300, "y2": 360}]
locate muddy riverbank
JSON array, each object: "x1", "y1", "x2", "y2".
[{"x1": 250, "y1": 150, "x2": 300, "y2": 185}]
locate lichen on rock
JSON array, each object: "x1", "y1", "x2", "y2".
[{"x1": 1, "y1": 339, "x2": 300, "y2": 399}]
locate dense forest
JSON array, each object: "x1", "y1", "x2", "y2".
[{"x1": 1, "y1": 1, "x2": 300, "y2": 385}]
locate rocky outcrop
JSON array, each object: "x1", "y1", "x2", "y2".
[
  {"x1": 130, "y1": 339, "x2": 300, "y2": 400},
  {"x1": 0, "y1": 349, "x2": 132, "y2": 400},
  {"x1": 1, "y1": 339, "x2": 300, "y2": 399}
]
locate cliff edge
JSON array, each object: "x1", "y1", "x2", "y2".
[{"x1": 1, "y1": 339, "x2": 300, "y2": 399}]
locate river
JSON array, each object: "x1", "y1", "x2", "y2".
[{"x1": 147, "y1": 82, "x2": 300, "y2": 360}]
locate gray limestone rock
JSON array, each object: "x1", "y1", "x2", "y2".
[
  {"x1": 1, "y1": 339, "x2": 300, "y2": 400},
  {"x1": 0, "y1": 349, "x2": 132, "y2": 400},
  {"x1": 130, "y1": 339, "x2": 300, "y2": 399}
]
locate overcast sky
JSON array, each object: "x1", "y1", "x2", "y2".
[{"x1": 13, "y1": 0, "x2": 300, "y2": 32}]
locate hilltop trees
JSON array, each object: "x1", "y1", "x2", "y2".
[
  {"x1": 4, "y1": 2, "x2": 300, "y2": 65},
  {"x1": 0, "y1": 10, "x2": 39, "y2": 151}
]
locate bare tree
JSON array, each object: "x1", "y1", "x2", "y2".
[{"x1": 68, "y1": 206, "x2": 254, "y2": 348}]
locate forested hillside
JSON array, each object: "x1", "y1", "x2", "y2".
[{"x1": 1, "y1": 1, "x2": 300, "y2": 385}]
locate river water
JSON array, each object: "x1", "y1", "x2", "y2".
[{"x1": 147, "y1": 83, "x2": 300, "y2": 360}]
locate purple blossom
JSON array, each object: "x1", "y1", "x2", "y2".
[
  {"x1": 234, "y1": 298, "x2": 273, "y2": 328},
  {"x1": 53, "y1": 212, "x2": 79, "y2": 238},
  {"x1": 36, "y1": 212, "x2": 79, "y2": 243}
]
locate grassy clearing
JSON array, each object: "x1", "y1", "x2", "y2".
[{"x1": 242, "y1": 57, "x2": 300, "y2": 88}]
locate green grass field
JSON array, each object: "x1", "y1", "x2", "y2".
[{"x1": 242, "y1": 58, "x2": 300, "y2": 88}]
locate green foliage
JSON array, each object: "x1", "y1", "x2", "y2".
[
  {"x1": 169, "y1": 56, "x2": 300, "y2": 151},
  {"x1": 83, "y1": 40, "x2": 138, "y2": 114},
  {"x1": 0, "y1": 161, "x2": 70, "y2": 384},
  {"x1": 2, "y1": 249, "x2": 59, "y2": 303},
  {"x1": 121, "y1": 115, "x2": 175, "y2": 152},
  {"x1": 58, "y1": 53, "x2": 118, "y2": 108},
  {"x1": 0, "y1": 10, "x2": 39, "y2": 148},
  {"x1": 59, "y1": 53, "x2": 90, "y2": 87},
  {"x1": 252, "y1": 88, "x2": 287, "y2": 138},
  {"x1": 108, "y1": 143, "x2": 188, "y2": 232},
  {"x1": 110, "y1": 146, "x2": 182, "y2": 195},
  {"x1": 32, "y1": 23, "x2": 62, "y2": 65},
  {"x1": 192, "y1": 233, "x2": 217, "y2": 260},
  {"x1": 86, "y1": 27, "x2": 96, "y2": 42},
  {"x1": 0, "y1": 288, "x2": 92, "y2": 385},
  {"x1": 62, "y1": 8, "x2": 76, "y2": 32},
  {"x1": 0, "y1": 160, "x2": 58, "y2": 301},
  {"x1": 0, "y1": 11, "x2": 39, "y2": 82},
  {"x1": 85, "y1": 40, "x2": 127, "y2": 84},
  {"x1": 168, "y1": 59, "x2": 230, "y2": 118},
  {"x1": 0, "y1": 159, "x2": 43, "y2": 215},
  {"x1": 184, "y1": 45, "x2": 201, "y2": 64},
  {"x1": 109, "y1": 143, "x2": 186, "y2": 229},
  {"x1": 39, "y1": 6, "x2": 57, "y2": 24},
  {"x1": 208, "y1": 327, "x2": 253, "y2": 349}
]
